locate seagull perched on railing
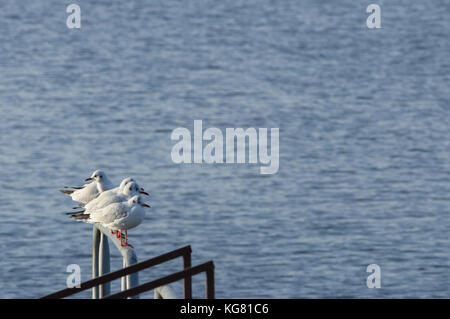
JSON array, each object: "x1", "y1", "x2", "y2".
[
  {"x1": 60, "y1": 170, "x2": 114, "y2": 204},
  {"x1": 117, "y1": 177, "x2": 147, "y2": 194},
  {"x1": 69, "y1": 195, "x2": 150, "y2": 247},
  {"x1": 86, "y1": 178, "x2": 148, "y2": 208},
  {"x1": 68, "y1": 181, "x2": 148, "y2": 214}
]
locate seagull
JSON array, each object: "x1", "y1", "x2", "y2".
[
  {"x1": 71, "y1": 177, "x2": 149, "y2": 209},
  {"x1": 119, "y1": 177, "x2": 147, "y2": 194},
  {"x1": 69, "y1": 195, "x2": 150, "y2": 247},
  {"x1": 60, "y1": 170, "x2": 114, "y2": 204},
  {"x1": 69, "y1": 181, "x2": 148, "y2": 215}
]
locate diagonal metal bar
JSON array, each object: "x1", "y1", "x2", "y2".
[{"x1": 41, "y1": 245, "x2": 192, "y2": 299}]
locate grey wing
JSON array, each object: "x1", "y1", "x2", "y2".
[{"x1": 90, "y1": 203, "x2": 128, "y2": 224}]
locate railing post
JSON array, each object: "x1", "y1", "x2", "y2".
[
  {"x1": 92, "y1": 227, "x2": 100, "y2": 299},
  {"x1": 206, "y1": 264, "x2": 215, "y2": 299},
  {"x1": 92, "y1": 227, "x2": 112, "y2": 298},
  {"x1": 183, "y1": 249, "x2": 192, "y2": 299},
  {"x1": 99, "y1": 232, "x2": 111, "y2": 297},
  {"x1": 122, "y1": 249, "x2": 139, "y2": 299},
  {"x1": 121, "y1": 258, "x2": 127, "y2": 293}
]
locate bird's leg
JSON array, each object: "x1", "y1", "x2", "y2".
[
  {"x1": 118, "y1": 231, "x2": 128, "y2": 247},
  {"x1": 119, "y1": 231, "x2": 126, "y2": 247},
  {"x1": 110, "y1": 229, "x2": 116, "y2": 235},
  {"x1": 118, "y1": 231, "x2": 123, "y2": 246}
]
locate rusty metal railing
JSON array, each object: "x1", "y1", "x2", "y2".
[{"x1": 41, "y1": 244, "x2": 214, "y2": 299}]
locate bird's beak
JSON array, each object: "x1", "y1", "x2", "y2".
[
  {"x1": 85, "y1": 177, "x2": 93, "y2": 181},
  {"x1": 140, "y1": 191, "x2": 149, "y2": 196},
  {"x1": 141, "y1": 203, "x2": 151, "y2": 208}
]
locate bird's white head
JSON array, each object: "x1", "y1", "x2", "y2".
[
  {"x1": 120, "y1": 178, "x2": 149, "y2": 196},
  {"x1": 123, "y1": 181, "x2": 141, "y2": 196},
  {"x1": 129, "y1": 195, "x2": 150, "y2": 208},
  {"x1": 86, "y1": 170, "x2": 107, "y2": 183},
  {"x1": 119, "y1": 177, "x2": 135, "y2": 191}
]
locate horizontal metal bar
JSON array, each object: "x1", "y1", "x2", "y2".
[
  {"x1": 41, "y1": 245, "x2": 192, "y2": 299},
  {"x1": 104, "y1": 261, "x2": 215, "y2": 299}
]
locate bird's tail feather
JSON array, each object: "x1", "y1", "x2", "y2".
[
  {"x1": 68, "y1": 213, "x2": 90, "y2": 221},
  {"x1": 65, "y1": 210, "x2": 86, "y2": 215},
  {"x1": 59, "y1": 189, "x2": 74, "y2": 195}
]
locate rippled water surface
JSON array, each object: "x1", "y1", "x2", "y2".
[{"x1": 0, "y1": 1, "x2": 449, "y2": 298}]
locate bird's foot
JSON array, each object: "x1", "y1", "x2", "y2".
[{"x1": 119, "y1": 230, "x2": 130, "y2": 247}]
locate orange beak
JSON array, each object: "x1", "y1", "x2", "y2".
[
  {"x1": 140, "y1": 191, "x2": 149, "y2": 196},
  {"x1": 85, "y1": 177, "x2": 93, "y2": 181},
  {"x1": 141, "y1": 203, "x2": 150, "y2": 208}
]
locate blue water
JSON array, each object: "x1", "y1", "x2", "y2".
[{"x1": 0, "y1": 0, "x2": 449, "y2": 298}]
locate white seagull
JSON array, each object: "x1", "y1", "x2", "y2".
[
  {"x1": 72, "y1": 177, "x2": 149, "y2": 209},
  {"x1": 70, "y1": 195, "x2": 150, "y2": 247},
  {"x1": 60, "y1": 170, "x2": 114, "y2": 204},
  {"x1": 70, "y1": 181, "x2": 148, "y2": 214}
]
